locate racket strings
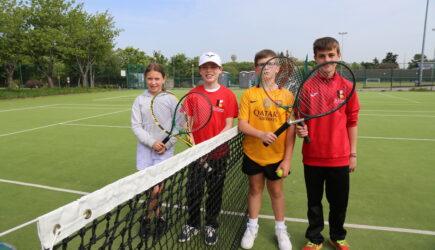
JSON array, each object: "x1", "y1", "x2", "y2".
[
  {"x1": 151, "y1": 92, "x2": 177, "y2": 132},
  {"x1": 297, "y1": 62, "x2": 355, "y2": 118},
  {"x1": 177, "y1": 93, "x2": 212, "y2": 133},
  {"x1": 260, "y1": 56, "x2": 303, "y2": 109}
]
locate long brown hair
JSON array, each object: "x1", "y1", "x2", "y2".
[{"x1": 144, "y1": 63, "x2": 166, "y2": 91}]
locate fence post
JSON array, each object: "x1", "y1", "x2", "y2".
[
  {"x1": 390, "y1": 68, "x2": 393, "y2": 91},
  {"x1": 363, "y1": 67, "x2": 367, "y2": 88}
]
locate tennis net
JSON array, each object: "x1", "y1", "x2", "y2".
[{"x1": 37, "y1": 127, "x2": 248, "y2": 249}]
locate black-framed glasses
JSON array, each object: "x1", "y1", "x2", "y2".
[{"x1": 257, "y1": 62, "x2": 277, "y2": 67}]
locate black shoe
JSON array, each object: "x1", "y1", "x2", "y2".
[
  {"x1": 140, "y1": 218, "x2": 151, "y2": 238},
  {"x1": 155, "y1": 217, "x2": 167, "y2": 238},
  {"x1": 204, "y1": 225, "x2": 218, "y2": 246}
]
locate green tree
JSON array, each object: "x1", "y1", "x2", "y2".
[
  {"x1": 66, "y1": 8, "x2": 119, "y2": 87},
  {"x1": 169, "y1": 53, "x2": 191, "y2": 80},
  {"x1": 116, "y1": 47, "x2": 151, "y2": 68},
  {"x1": 151, "y1": 50, "x2": 168, "y2": 66},
  {"x1": 26, "y1": 0, "x2": 79, "y2": 88},
  {"x1": 0, "y1": 0, "x2": 28, "y2": 88},
  {"x1": 408, "y1": 54, "x2": 428, "y2": 69},
  {"x1": 379, "y1": 52, "x2": 399, "y2": 69},
  {"x1": 373, "y1": 57, "x2": 380, "y2": 66}
]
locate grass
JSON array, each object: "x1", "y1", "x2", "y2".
[{"x1": 0, "y1": 89, "x2": 435, "y2": 249}]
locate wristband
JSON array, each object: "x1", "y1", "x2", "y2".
[{"x1": 350, "y1": 153, "x2": 357, "y2": 158}]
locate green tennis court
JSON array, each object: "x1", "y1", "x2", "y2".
[{"x1": 1, "y1": 89, "x2": 434, "y2": 249}]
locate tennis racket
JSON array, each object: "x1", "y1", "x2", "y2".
[
  {"x1": 153, "y1": 91, "x2": 213, "y2": 147},
  {"x1": 150, "y1": 91, "x2": 193, "y2": 147},
  {"x1": 264, "y1": 61, "x2": 356, "y2": 145},
  {"x1": 258, "y1": 56, "x2": 308, "y2": 145},
  {"x1": 258, "y1": 56, "x2": 304, "y2": 110}
]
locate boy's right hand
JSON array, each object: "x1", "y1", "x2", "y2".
[
  {"x1": 296, "y1": 124, "x2": 308, "y2": 138},
  {"x1": 260, "y1": 131, "x2": 278, "y2": 145}
]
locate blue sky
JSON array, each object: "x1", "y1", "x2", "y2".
[{"x1": 83, "y1": 0, "x2": 435, "y2": 65}]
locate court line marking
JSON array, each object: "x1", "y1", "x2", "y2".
[
  {"x1": 57, "y1": 103, "x2": 130, "y2": 107},
  {"x1": 61, "y1": 123, "x2": 130, "y2": 129},
  {"x1": 93, "y1": 95, "x2": 137, "y2": 101},
  {"x1": 0, "y1": 178, "x2": 89, "y2": 195},
  {"x1": 1, "y1": 178, "x2": 434, "y2": 237},
  {"x1": 362, "y1": 109, "x2": 435, "y2": 113},
  {"x1": 359, "y1": 136, "x2": 435, "y2": 142},
  {"x1": 360, "y1": 114, "x2": 435, "y2": 118},
  {"x1": 0, "y1": 109, "x2": 130, "y2": 138},
  {"x1": 0, "y1": 104, "x2": 59, "y2": 113},
  {"x1": 45, "y1": 106, "x2": 128, "y2": 110},
  {"x1": 377, "y1": 92, "x2": 421, "y2": 103}
]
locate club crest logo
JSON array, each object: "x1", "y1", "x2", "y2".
[
  {"x1": 216, "y1": 99, "x2": 224, "y2": 108},
  {"x1": 337, "y1": 89, "x2": 345, "y2": 100}
]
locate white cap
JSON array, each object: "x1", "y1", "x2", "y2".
[{"x1": 199, "y1": 52, "x2": 222, "y2": 67}]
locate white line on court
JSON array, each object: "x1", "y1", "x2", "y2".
[
  {"x1": 1, "y1": 178, "x2": 435, "y2": 237},
  {"x1": 0, "y1": 104, "x2": 59, "y2": 113},
  {"x1": 93, "y1": 95, "x2": 137, "y2": 101},
  {"x1": 0, "y1": 109, "x2": 130, "y2": 138},
  {"x1": 61, "y1": 123, "x2": 130, "y2": 129},
  {"x1": 58, "y1": 103, "x2": 130, "y2": 107},
  {"x1": 362, "y1": 109, "x2": 435, "y2": 113},
  {"x1": 258, "y1": 214, "x2": 435, "y2": 236},
  {"x1": 359, "y1": 136, "x2": 435, "y2": 142},
  {"x1": 377, "y1": 92, "x2": 421, "y2": 103},
  {"x1": 360, "y1": 114, "x2": 435, "y2": 118},
  {"x1": 0, "y1": 218, "x2": 38, "y2": 238},
  {"x1": 0, "y1": 178, "x2": 89, "y2": 195},
  {"x1": 45, "y1": 106, "x2": 128, "y2": 110}
]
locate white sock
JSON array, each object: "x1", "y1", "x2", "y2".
[
  {"x1": 275, "y1": 220, "x2": 286, "y2": 230},
  {"x1": 248, "y1": 217, "x2": 258, "y2": 227}
]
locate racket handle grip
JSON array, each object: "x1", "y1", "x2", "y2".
[
  {"x1": 162, "y1": 136, "x2": 170, "y2": 144},
  {"x1": 297, "y1": 121, "x2": 311, "y2": 144},
  {"x1": 303, "y1": 136, "x2": 311, "y2": 143},
  {"x1": 263, "y1": 122, "x2": 291, "y2": 147}
]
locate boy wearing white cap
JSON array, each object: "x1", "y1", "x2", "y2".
[{"x1": 178, "y1": 52, "x2": 239, "y2": 246}]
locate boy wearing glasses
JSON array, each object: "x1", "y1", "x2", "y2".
[{"x1": 238, "y1": 49, "x2": 295, "y2": 250}]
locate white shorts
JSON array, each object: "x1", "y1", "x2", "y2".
[{"x1": 136, "y1": 142, "x2": 174, "y2": 171}]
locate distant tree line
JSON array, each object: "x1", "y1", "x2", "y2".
[{"x1": 1, "y1": 0, "x2": 432, "y2": 89}]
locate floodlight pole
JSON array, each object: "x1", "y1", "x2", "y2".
[
  {"x1": 418, "y1": 0, "x2": 429, "y2": 86},
  {"x1": 431, "y1": 28, "x2": 435, "y2": 90},
  {"x1": 338, "y1": 32, "x2": 348, "y2": 63}
]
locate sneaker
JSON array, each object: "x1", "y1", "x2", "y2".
[
  {"x1": 204, "y1": 225, "x2": 218, "y2": 246},
  {"x1": 139, "y1": 218, "x2": 151, "y2": 238},
  {"x1": 275, "y1": 226, "x2": 292, "y2": 250},
  {"x1": 155, "y1": 217, "x2": 167, "y2": 238},
  {"x1": 329, "y1": 239, "x2": 350, "y2": 250},
  {"x1": 240, "y1": 224, "x2": 258, "y2": 249},
  {"x1": 302, "y1": 241, "x2": 323, "y2": 250},
  {"x1": 178, "y1": 224, "x2": 199, "y2": 242}
]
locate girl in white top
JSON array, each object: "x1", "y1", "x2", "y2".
[
  {"x1": 131, "y1": 63, "x2": 178, "y2": 170},
  {"x1": 131, "y1": 63, "x2": 178, "y2": 237}
]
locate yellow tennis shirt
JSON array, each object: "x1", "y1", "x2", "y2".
[{"x1": 239, "y1": 87, "x2": 294, "y2": 166}]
